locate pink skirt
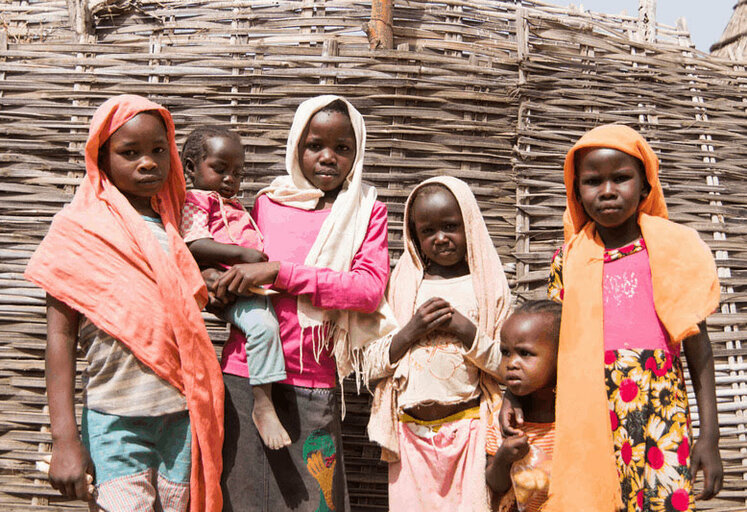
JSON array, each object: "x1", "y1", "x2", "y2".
[{"x1": 388, "y1": 415, "x2": 490, "y2": 512}]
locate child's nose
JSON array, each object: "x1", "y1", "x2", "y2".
[
  {"x1": 138, "y1": 155, "x2": 158, "y2": 171},
  {"x1": 319, "y1": 148, "x2": 335, "y2": 162},
  {"x1": 600, "y1": 181, "x2": 616, "y2": 197}
]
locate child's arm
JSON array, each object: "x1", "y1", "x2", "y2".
[
  {"x1": 486, "y1": 434, "x2": 530, "y2": 496},
  {"x1": 188, "y1": 238, "x2": 267, "y2": 267},
  {"x1": 215, "y1": 202, "x2": 390, "y2": 314},
  {"x1": 682, "y1": 321, "x2": 723, "y2": 500},
  {"x1": 498, "y1": 390, "x2": 526, "y2": 437},
  {"x1": 45, "y1": 295, "x2": 94, "y2": 501}
]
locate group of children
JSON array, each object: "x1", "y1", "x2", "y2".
[{"x1": 25, "y1": 93, "x2": 724, "y2": 512}]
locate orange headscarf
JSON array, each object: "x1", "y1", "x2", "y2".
[
  {"x1": 24, "y1": 95, "x2": 224, "y2": 512},
  {"x1": 546, "y1": 124, "x2": 720, "y2": 512}
]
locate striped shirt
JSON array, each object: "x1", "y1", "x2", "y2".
[
  {"x1": 80, "y1": 216, "x2": 187, "y2": 416},
  {"x1": 486, "y1": 420, "x2": 555, "y2": 512}
]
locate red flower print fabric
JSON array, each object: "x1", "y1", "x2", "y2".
[{"x1": 606, "y1": 349, "x2": 693, "y2": 512}]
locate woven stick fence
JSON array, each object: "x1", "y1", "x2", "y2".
[{"x1": 0, "y1": 1, "x2": 745, "y2": 510}]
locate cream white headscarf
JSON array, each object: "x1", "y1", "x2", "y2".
[
  {"x1": 366, "y1": 176, "x2": 511, "y2": 461},
  {"x1": 258, "y1": 95, "x2": 397, "y2": 384}
]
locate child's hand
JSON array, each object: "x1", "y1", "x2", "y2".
[
  {"x1": 215, "y1": 262, "x2": 281, "y2": 300},
  {"x1": 404, "y1": 297, "x2": 454, "y2": 340},
  {"x1": 201, "y1": 268, "x2": 234, "y2": 314},
  {"x1": 691, "y1": 437, "x2": 723, "y2": 500},
  {"x1": 48, "y1": 439, "x2": 95, "y2": 501},
  {"x1": 441, "y1": 309, "x2": 478, "y2": 347},
  {"x1": 498, "y1": 391, "x2": 525, "y2": 437},
  {"x1": 202, "y1": 267, "x2": 223, "y2": 291},
  {"x1": 496, "y1": 433, "x2": 530, "y2": 464},
  {"x1": 238, "y1": 248, "x2": 269, "y2": 264}
]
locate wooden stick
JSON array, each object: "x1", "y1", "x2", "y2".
[{"x1": 367, "y1": 0, "x2": 393, "y2": 50}]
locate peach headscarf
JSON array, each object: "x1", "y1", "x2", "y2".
[
  {"x1": 24, "y1": 95, "x2": 224, "y2": 512},
  {"x1": 547, "y1": 124, "x2": 719, "y2": 512},
  {"x1": 366, "y1": 176, "x2": 510, "y2": 461}
]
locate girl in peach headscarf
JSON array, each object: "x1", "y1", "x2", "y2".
[
  {"x1": 365, "y1": 176, "x2": 510, "y2": 512},
  {"x1": 536, "y1": 124, "x2": 722, "y2": 512},
  {"x1": 25, "y1": 95, "x2": 224, "y2": 512}
]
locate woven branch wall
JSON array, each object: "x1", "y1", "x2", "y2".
[{"x1": 0, "y1": 1, "x2": 746, "y2": 510}]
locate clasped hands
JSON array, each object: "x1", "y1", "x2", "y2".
[{"x1": 201, "y1": 249, "x2": 280, "y2": 313}]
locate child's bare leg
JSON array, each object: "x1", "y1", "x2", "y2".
[{"x1": 252, "y1": 384, "x2": 291, "y2": 450}]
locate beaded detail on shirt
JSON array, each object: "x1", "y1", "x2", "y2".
[
  {"x1": 603, "y1": 238, "x2": 645, "y2": 263},
  {"x1": 548, "y1": 238, "x2": 646, "y2": 303}
]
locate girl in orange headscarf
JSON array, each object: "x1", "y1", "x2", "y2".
[
  {"x1": 529, "y1": 124, "x2": 722, "y2": 512},
  {"x1": 25, "y1": 95, "x2": 224, "y2": 512}
]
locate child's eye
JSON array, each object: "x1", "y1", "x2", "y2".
[
  {"x1": 519, "y1": 349, "x2": 532, "y2": 357},
  {"x1": 338, "y1": 144, "x2": 350, "y2": 152},
  {"x1": 153, "y1": 146, "x2": 166, "y2": 154},
  {"x1": 307, "y1": 143, "x2": 321, "y2": 151},
  {"x1": 120, "y1": 150, "x2": 137, "y2": 157},
  {"x1": 500, "y1": 348, "x2": 509, "y2": 357}
]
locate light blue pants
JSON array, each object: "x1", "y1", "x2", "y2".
[
  {"x1": 225, "y1": 295, "x2": 287, "y2": 386},
  {"x1": 82, "y1": 409, "x2": 191, "y2": 511},
  {"x1": 82, "y1": 408, "x2": 191, "y2": 485}
]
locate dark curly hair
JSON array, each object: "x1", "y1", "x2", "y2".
[
  {"x1": 180, "y1": 126, "x2": 243, "y2": 174},
  {"x1": 512, "y1": 299, "x2": 562, "y2": 344},
  {"x1": 317, "y1": 98, "x2": 350, "y2": 118}
]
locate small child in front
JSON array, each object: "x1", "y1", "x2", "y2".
[
  {"x1": 24, "y1": 95, "x2": 224, "y2": 511},
  {"x1": 521, "y1": 124, "x2": 723, "y2": 512},
  {"x1": 179, "y1": 126, "x2": 289, "y2": 450},
  {"x1": 365, "y1": 176, "x2": 511, "y2": 512},
  {"x1": 485, "y1": 300, "x2": 560, "y2": 512}
]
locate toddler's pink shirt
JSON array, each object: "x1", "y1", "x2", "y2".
[
  {"x1": 181, "y1": 190, "x2": 263, "y2": 270},
  {"x1": 220, "y1": 194, "x2": 390, "y2": 388}
]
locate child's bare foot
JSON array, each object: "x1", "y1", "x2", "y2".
[{"x1": 252, "y1": 384, "x2": 291, "y2": 450}]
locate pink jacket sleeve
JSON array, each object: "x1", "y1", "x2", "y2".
[{"x1": 273, "y1": 201, "x2": 390, "y2": 314}]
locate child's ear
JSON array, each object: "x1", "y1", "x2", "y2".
[{"x1": 183, "y1": 158, "x2": 196, "y2": 182}]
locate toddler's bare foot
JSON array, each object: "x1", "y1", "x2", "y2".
[{"x1": 252, "y1": 385, "x2": 291, "y2": 450}]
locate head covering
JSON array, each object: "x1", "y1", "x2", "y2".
[
  {"x1": 258, "y1": 95, "x2": 397, "y2": 384},
  {"x1": 547, "y1": 124, "x2": 720, "y2": 512},
  {"x1": 24, "y1": 95, "x2": 224, "y2": 512},
  {"x1": 366, "y1": 176, "x2": 511, "y2": 460}
]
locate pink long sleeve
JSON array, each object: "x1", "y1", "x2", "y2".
[
  {"x1": 273, "y1": 201, "x2": 390, "y2": 314},
  {"x1": 221, "y1": 196, "x2": 391, "y2": 387}
]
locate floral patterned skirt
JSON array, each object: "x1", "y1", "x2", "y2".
[{"x1": 605, "y1": 349, "x2": 693, "y2": 512}]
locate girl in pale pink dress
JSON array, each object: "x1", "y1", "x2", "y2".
[{"x1": 366, "y1": 176, "x2": 511, "y2": 512}]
